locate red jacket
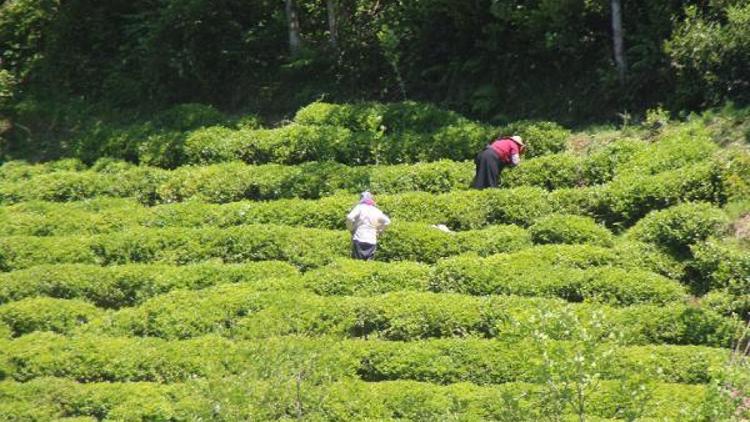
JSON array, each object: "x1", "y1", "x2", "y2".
[{"x1": 489, "y1": 138, "x2": 521, "y2": 165}]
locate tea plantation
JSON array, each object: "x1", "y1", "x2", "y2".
[{"x1": 1, "y1": 102, "x2": 749, "y2": 420}]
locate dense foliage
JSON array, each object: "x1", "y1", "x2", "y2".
[
  {"x1": 0, "y1": 101, "x2": 748, "y2": 418},
  {"x1": 2, "y1": 0, "x2": 750, "y2": 162}
]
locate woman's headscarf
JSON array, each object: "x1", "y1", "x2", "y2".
[{"x1": 359, "y1": 191, "x2": 376, "y2": 206}]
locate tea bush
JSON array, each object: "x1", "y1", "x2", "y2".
[
  {"x1": 0, "y1": 297, "x2": 103, "y2": 337},
  {"x1": 0, "y1": 262, "x2": 298, "y2": 308},
  {"x1": 529, "y1": 214, "x2": 614, "y2": 246},
  {"x1": 0, "y1": 333, "x2": 726, "y2": 385},
  {"x1": 431, "y1": 254, "x2": 685, "y2": 305},
  {"x1": 628, "y1": 202, "x2": 729, "y2": 256}
]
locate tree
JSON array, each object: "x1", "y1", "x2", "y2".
[
  {"x1": 285, "y1": 0, "x2": 302, "y2": 56},
  {"x1": 611, "y1": 0, "x2": 627, "y2": 83},
  {"x1": 326, "y1": 0, "x2": 338, "y2": 48}
]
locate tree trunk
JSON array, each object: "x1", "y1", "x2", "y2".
[
  {"x1": 611, "y1": 0, "x2": 626, "y2": 83},
  {"x1": 326, "y1": 0, "x2": 338, "y2": 48},
  {"x1": 286, "y1": 0, "x2": 302, "y2": 56}
]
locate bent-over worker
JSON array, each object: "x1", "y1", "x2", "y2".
[{"x1": 471, "y1": 135, "x2": 526, "y2": 189}]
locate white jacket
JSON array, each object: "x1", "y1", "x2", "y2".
[{"x1": 346, "y1": 204, "x2": 391, "y2": 244}]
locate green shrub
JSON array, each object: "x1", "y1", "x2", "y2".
[
  {"x1": 0, "y1": 186, "x2": 556, "y2": 236},
  {"x1": 153, "y1": 103, "x2": 225, "y2": 131},
  {"x1": 1, "y1": 156, "x2": 588, "y2": 205},
  {"x1": 452, "y1": 224, "x2": 534, "y2": 256},
  {"x1": 0, "y1": 235, "x2": 100, "y2": 271},
  {"x1": 0, "y1": 297, "x2": 103, "y2": 336},
  {"x1": 547, "y1": 186, "x2": 602, "y2": 216},
  {"x1": 615, "y1": 132, "x2": 718, "y2": 177},
  {"x1": 0, "y1": 198, "x2": 145, "y2": 237},
  {"x1": 627, "y1": 202, "x2": 728, "y2": 256},
  {"x1": 701, "y1": 290, "x2": 750, "y2": 320},
  {"x1": 617, "y1": 303, "x2": 736, "y2": 347},
  {"x1": 358, "y1": 339, "x2": 725, "y2": 385},
  {"x1": 377, "y1": 223, "x2": 531, "y2": 263},
  {"x1": 581, "y1": 139, "x2": 645, "y2": 184},
  {"x1": 0, "y1": 377, "x2": 203, "y2": 421},
  {"x1": 183, "y1": 101, "x2": 499, "y2": 165},
  {"x1": 500, "y1": 120, "x2": 570, "y2": 158},
  {"x1": 295, "y1": 101, "x2": 464, "y2": 133},
  {"x1": 612, "y1": 240, "x2": 688, "y2": 280},
  {"x1": 0, "y1": 377, "x2": 709, "y2": 420},
  {"x1": 504, "y1": 153, "x2": 583, "y2": 190},
  {"x1": 0, "y1": 159, "x2": 88, "y2": 182},
  {"x1": 529, "y1": 214, "x2": 614, "y2": 246},
  {"x1": 0, "y1": 333, "x2": 726, "y2": 386},
  {"x1": 303, "y1": 259, "x2": 430, "y2": 296},
  {"x1": 0, "y1": 261, "x2": 298, "y2": 308},
  {"x1": 0, "y1": 226, "x2": 344, "y2": 271},
  {"x1": 0, "y1": 223, "x2": 536, "y2": 271},
  {"x1": 3, "y1": 333, "x2": 242, "y2": 383},
  {"x1": 717, "y1": 146, "x2": 750, "y2": 202},
  {"x1": 294, "y1": 101, "x2": 388, "y2": 131},
  {"x1": 368, "y1": 160, "x2": 474, "y2": 193},
  {"x1": 597, "y1": 161, "x2": 725, "y2": 227},
  {"x1": 182, "y1": 126, "x2": 240, "y2": 164},
  {"x1": 87, "y1": 287, "x2": 737, "y2": 346},
  {"x1": 431, "y1": 254, "x2": 685, "y2": 305},
  {"x1": 235, "y1": 124, "x2": 356, "y2": 165},
  {"x1": 97, "y1": 284, "x2": 269, "y2": 339},
  {"x1": 688, "y1": 239, "x2": 750, "y2": 293},
  {"x1": 0, "y1": 171, "x2": 116, "y2": 203}
]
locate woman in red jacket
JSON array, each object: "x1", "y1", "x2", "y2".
[{"x1": 471, "y1": 135, "x2": 525, "y2": 189}]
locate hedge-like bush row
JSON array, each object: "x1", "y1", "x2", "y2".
[
  {"x1": 0, "y1": 226, "x2": 679, "y2": 278},
  {"x1": 702, "y1": 290, "x2": 750, "y2": 319},
  {"x1": 591, "y1": 161, "x2": 726, "y2": 227},
  {"x1": 431, "y1": 255, "x2": 686, "y2": 305},
  {"x1": 277, "y1": 242, "x2": 688, "y2": 297},
  {"x1": 0, "y1": 159, "x2": 728, "y2": 240},
  {"x1": 0, "y1": 223, "x2": 532, "y2": 271},
  {"x1": 0, "y1": 150, "x2": 629, "y2": 206},
  {"x1": 0, "y1": 261, "x2": 298, "y2": 308},
  {"x1": 0, "y1": 158, "x2": 727, "y2": 238},
  {"x1": 615, "y1": 130, "x2": 719, "y2": 177},
  {"x1": 628, "y1": 202, "x2": 729, "y2": 256},
  {"x1": 0, "y1": 377, "x2": 709, "y2": 420},
  {"x1": 0, "y1": 158, "x2": 87, "y2": 181},
  {"x1": 0, "y1": 377, "x2": 203, "y2": 421},
  {"x1": 529, "y1": 214, "x2": 614, "y2": 246},
  {"x1": 357, "y1": 340, "x2": 726, "y2": 386},
  {"x1": 0, "y1": 148, "x2": 632, "y2": 204},
  {"x1": 181, "y1": 101, "x2": 571, "y2": 166},
  {"x1": 718, "y1": 146, "x2": 750, "y2": 202},
  {"x1": 83, "y1": 288, "x2": 737, "y2": 346},
  {"x1": 0, "y1": 242, "x2": 684, "y2": 308},
  {"x1": 0, "y1": 137, "x2": 668, "y2": 204},
  {"x1": 0, "y1": 333, "x2": 727, "y2": 385},
  {"x1": 0, "y1": 297, "x2": 103, "y2": 337},
  {"x1": 302, "y1": 259, "x2": 431, "y2": 296},
  {"x1": 4, "y1": 128, "x2": 714, "y2": 188},
  {"x1": 443, "y1": 242, "x2": 687, "y2": 281},
  {"x1": 688, "y1": 239, "x2": 750, "y2": 294},
  {"x1": 0, "y1": 198, "x2": 144, "y2": 236},
  {"x1": 0, "y1": 160, "x2": 477, "y2": 204},
  {"x1": 0, "y1": 187, "x2": 554, "y2": 236},
  {"x1": 2, "y1": 159, "x2": 725, "y2": 234},
  {"x1": 0, "y1": 156, "x2": 600, "y2": 205}
]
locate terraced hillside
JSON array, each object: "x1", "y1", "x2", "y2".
[{"x1": 1, "y1": 102, "x2": 749, "y2": 420}]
